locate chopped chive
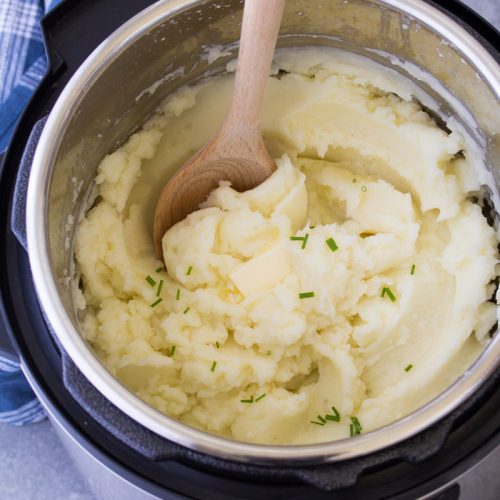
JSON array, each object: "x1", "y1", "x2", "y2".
[
  {"x1": 325, "y1": 237, "x2": 338, "y2": 252},
  {"x1": 404, "y1": 363, "x2": 414, "y2": 372},
  {"x1": 317, "y1": 415, "x2": 327, "y2": 424},
  {"x1": 155, "y1": 266, "x2": 164, "y2": 273},
  {"x1": 350, "y1": 416, "x2": 362, "y2": 435},
  {"x1": 361, "y1": 185, "x2": 367, "y2": 192},
  {"x1": 325, "y1": 414, "x2": 340, "y2": 422},
  {"x1": 325, "y1": 406, "x2": 341, "y2": 422},
  {"x1": 183, "y1": 307, "x2": 190, "y2": 314},
  {"x1": 299, "y1": 291, "x2": 315, "y2": 299},
  {"x1": 241, "y1": 396, "x2": 254, "y2": 404},
  {"x1": 156, "y1": 279, "x2": 164, "y2": 297},
  {"x1": 267, "y1": 350, "x2": 272, "y2": 356},
  {"x1": 310, "y1": 225, "x2": 316, "y2": 229},
  {"x1": 351, "y1": 416, "x2": 362, "y2": 427},
  {"x1": 352, "y1": 178, "x2": 357, "y2": 183},
  {"x1": 210, "y1": 361, "x2": 217, "y2": 372},
  {"x1": 150, "y1": 297, "x2": 162, "y2": 308},
  {"x1": 301, "y1": 233, "x2": 309, "y2": 250},
  {"x1": 186, "y1": 266, "x2": 193, "y2": 276},
  {"x1": 145, "y1": 275, "x2": 156, "y2": 287},
  {"x1": 411, "y1": 264, "x2": 416, "y2": 275},
  {"x1": 216, "y1": 341, "x2": 220, "y2": 349},
  {"x1": 350, "y1": 423, "x2": 354, "y2": 436},
  {"x1": 167, "y1": 345, "x2": 176, "y2": 357},
  {"x1": 255, "y1": 394, "x2": 266, "y2": 402},
  {"x1": 290, "y1": 233, "x2": 310, "y2": 248},
  {"x1": 176, "y1": 288, "x2": 180, "y2": 300},
  {"x1": 311, "y1": 420, "x2": 326, "y2": 426},
  {"x1": 381, "y1": 287, "x2": 396, "y2": 302}
]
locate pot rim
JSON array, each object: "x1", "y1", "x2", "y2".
[{"x1": 26, "y1": 0, "x2": 500, "y2": 464}]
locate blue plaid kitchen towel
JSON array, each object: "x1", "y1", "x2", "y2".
[{"x1": 0, "y1": 0, "x2": 60, "y2": 425}]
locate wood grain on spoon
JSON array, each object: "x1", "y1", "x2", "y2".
[{"x1": 154, "y1": 0, "x2": 286, "y2": 258}]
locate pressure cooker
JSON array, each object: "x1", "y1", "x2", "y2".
[{"x1": 0, "y1": 0, "x2": 498, "y2": 498}]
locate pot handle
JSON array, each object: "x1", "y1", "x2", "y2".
[
  {"x1": 10, "y1": 116, "x2": 48, "y2": 252},
  {"x1": 1, "y1": 150, "x2": 19, "y2": 362}
]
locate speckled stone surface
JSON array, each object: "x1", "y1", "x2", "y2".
[
  {"x1": 465, "y1": 0, "x2": 500, "y2": 27},
  {"x1": 0, "y1": 1, "x2": 498, "y2": 499},
  {"x1": 0, "y1": 420, "x2": 93, "y2": 499}
]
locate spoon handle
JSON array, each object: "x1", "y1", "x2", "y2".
[{"x1": 226, "y1": 0, "x2": 286, "y2": 131}]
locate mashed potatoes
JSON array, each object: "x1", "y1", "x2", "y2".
[{"x1": 75, "y1": 49, "x2": 498, "y2": 444}]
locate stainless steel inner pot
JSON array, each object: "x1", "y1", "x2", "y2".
[{"x1": 26, "y1": 0, "x2": 500, "y2": 464}]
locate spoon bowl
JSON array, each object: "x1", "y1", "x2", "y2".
[{"x1": 153, "y1": 0, "x2": 285, "y2": 258}]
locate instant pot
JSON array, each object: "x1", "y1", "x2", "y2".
[{"x1": 0, "y1": 0, "x2": 499, "y2": 498}]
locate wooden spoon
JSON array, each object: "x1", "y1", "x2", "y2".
[{"x1": 153, "y1": 0, "x2": 285, "y2": 258}]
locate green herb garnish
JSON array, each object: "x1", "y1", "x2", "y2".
[
  {"x1": 325, "y1": 237, "x2": 338, "y2": 252},
  {"x1": 351, "y1": 416, "x2": 362, "y2": 428},
  {"x1": 210, "y1": 361, "x2": 217, "y2": 372},
  {"x1": 155, "y1": 266, "x2": 164, "y2": 273},
  {"x1": 176, "y1": 288, "x2": 180, "y2": 300},
  {"x1": 150, "y1": 298, "x2": 162, "y2": 308},
  {"x1": 404, "y1": 363, "x2": 414, "y2": 372},
  {"x1": 352, "y1": 178, "x2": 357, "y2": 183},
  {"x1": 301, "y1": 233, "x2": 309, "y2": 250},
  {"x1": 299, "y1": 291, "x2": 315, "y2": 299},
  {"x1": 290, "y1": 233, "x2": 309, "y2": 249},
  {"x1": 310, "y1": 405, "x2": 343, "y2": 427},
  {"x1": 145, "y1": 275, "x2": 156, "y2": 287},
  {"x1": 156, "y1": 280, "x2": 164, "y2": 297},
  {"x1": 381, "y1": 287, "x2": 396, "y2": 302},
  {"x1": 411, "y1": 264, "x2": 416, "y2": 275},
  {"x1": 241, "y1": 393, "x2": 267, "y2": 404},
  {"x1": 350, "y1": 416, "x2": 362, "y2": 436},
  {"x1": 267, "y1": 351, "x2": 272, "y2": 356},
  {"x1": 167, "y1": 345, "x2": 176, "y2": 357},
  {"x1": 186, "y1": 266, "x2": 193, "y2": 276},
  {"x1": 310, "y1": 420, "x2": 326, "y2": 426},
  {"x1": 183, "y1": 307, "x2": 190, "y2": 314},
  {"x1": 325, "y1": 406, "x2": 340, "y2": 422},
  {"x1": 216, "y1": 341, "x2": 220, "y2": 349}
]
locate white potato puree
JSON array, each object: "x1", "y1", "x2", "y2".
[{"x1": 75, "y1": 49, "x2": 498, "y2": 444}]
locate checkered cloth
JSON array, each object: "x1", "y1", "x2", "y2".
[{"x1": 0, "y1": 0, "x2": 60, "y2": 425}]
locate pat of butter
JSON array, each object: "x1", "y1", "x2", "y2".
[{"x1": 230, "y1": 241, "x2": 291, "y2": 296}]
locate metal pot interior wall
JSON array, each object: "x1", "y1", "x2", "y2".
[{"x1": 32, "y1": 0, "x2": 499, "y2": 462}]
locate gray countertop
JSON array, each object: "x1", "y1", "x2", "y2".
[
  {"x1": 1, "y1": 1, "x2": 499, "y2": 499},
  {"x1": 466, "y1": 0, "x2": 500, "y2": 27}
]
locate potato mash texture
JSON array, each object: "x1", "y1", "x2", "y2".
[{"x1": 75, "y1": 49, "x2": 498, "y2": 444}]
